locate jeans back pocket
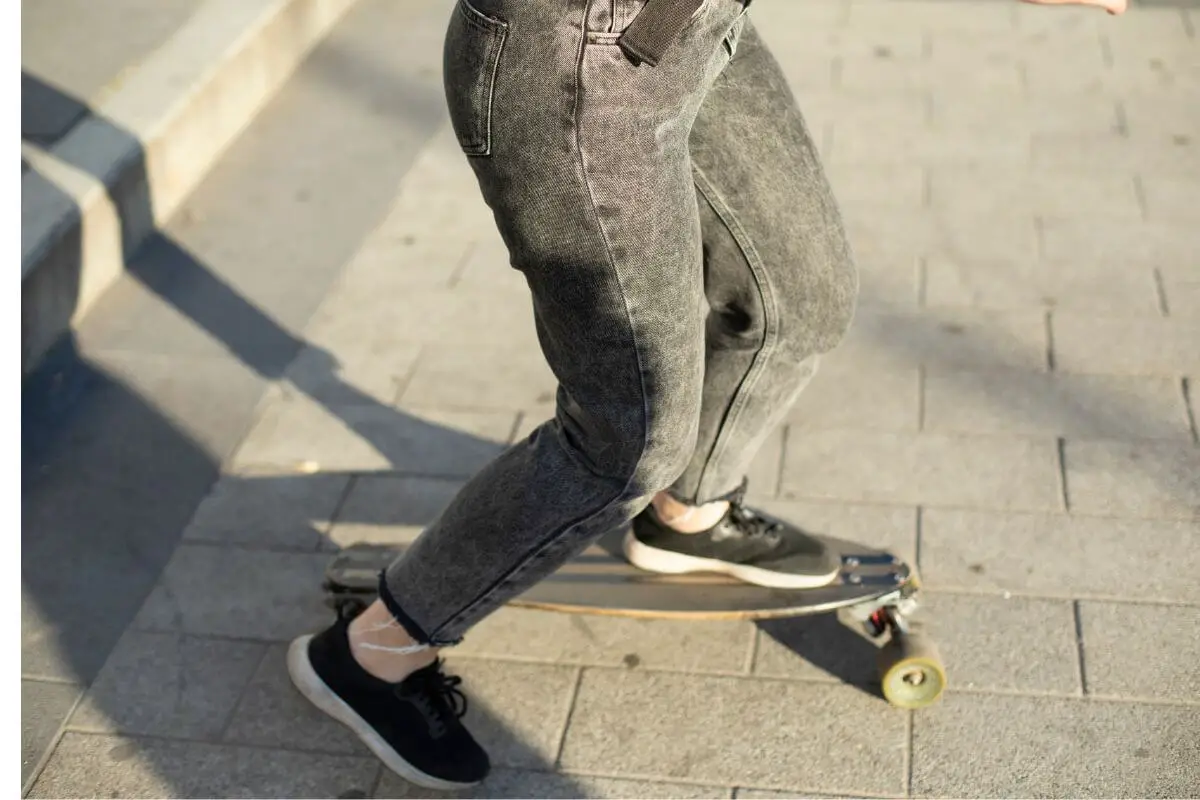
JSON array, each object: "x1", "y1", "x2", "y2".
[{"x1": 443, "y1": 0, "x2": 509, "y2": 156}]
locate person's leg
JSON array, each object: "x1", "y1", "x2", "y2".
[
  {"x1": 675, "y1": 15, "x2": 858, "y2": 502},
  {"x1": 625, "y1": 13, "x2": 860, "y2": 585},
  {"x1": 289, "y1": 0, "x2": 752, "y2": 787}
]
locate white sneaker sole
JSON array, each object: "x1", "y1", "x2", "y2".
[
  {"x1": 622, "y1": 530, "x2": 839, "y2": 589},
  {"x1": 286, "y1": 635, "x2": 480, "y2": 791}
]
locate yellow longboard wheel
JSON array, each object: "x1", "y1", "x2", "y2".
[{"x1": 878, "y1": 633, "x2": 946, "y2": 709}]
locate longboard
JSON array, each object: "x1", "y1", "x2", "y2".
[{"x1": 322, "y1": 528, "x2": 946, "y2": 708}]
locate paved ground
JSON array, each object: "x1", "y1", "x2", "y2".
[
  {"x1": 21, "y1": 0, "x2": 206, "y2": 145},
  {"x1": 22, "y1": 0, "x2": 1200, "y2": 797}
]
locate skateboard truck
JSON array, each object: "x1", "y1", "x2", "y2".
[{"x1": 843, "y1": 581, "x2": 945, "y2": 709}]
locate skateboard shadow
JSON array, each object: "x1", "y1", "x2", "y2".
[{"x1": 756, "y1": 616, "x2": 885, "y2": 700}]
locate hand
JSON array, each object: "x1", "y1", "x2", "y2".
[{"x1": 1020, "y1": 0, "x2": 1127, "y2": 15}]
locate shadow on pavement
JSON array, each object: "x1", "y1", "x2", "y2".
[
  {"x1": 22, "y1": 11, "x2": 1198, "y2": 792},
  {"x1": 21, "y1": 70, "x2": 583, "y2": 799}
]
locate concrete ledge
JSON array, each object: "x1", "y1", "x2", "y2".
[{"x1": 21, "y1": 0, "x2": 362, "y2": 376}]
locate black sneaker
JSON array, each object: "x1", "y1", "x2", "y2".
[
  {"x1": 624, "y1": 487, "x2": 839, "y2": 589},
  {"x1": 287, "y1": 618, "x2": 489, "y2": 789}
]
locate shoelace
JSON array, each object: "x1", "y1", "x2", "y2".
[
  {"x1": 395, "y1": 662, "x2": 469, "y2": 739},
  {"x1": 723, "y1": 482, "x2": 782, "y2": 542}
]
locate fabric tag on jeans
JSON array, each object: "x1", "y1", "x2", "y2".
[{"x1": 617, "y1": 0, "x2": 706, "y2": 67}]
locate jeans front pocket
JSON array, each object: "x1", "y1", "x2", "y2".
[
  {"x1": 443, "y1": 0, "x2": 508, "y2": 156},
  {"x1": 721, "y1": 11, "x2": 746, "y2": 60}
]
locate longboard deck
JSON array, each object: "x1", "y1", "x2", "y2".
[{"x1": 325, "y1": 529, "x2": 914, "y2": 621}]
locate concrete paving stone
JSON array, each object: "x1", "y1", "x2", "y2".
[
  {"x1": 455, "y1": 607, "x2": 755, "y2": 674},
  {"x1": 839, "y1": 58, "x2": 1023, "y2": 94},
  {"x1": 72, "y1": 256, "x2": 296, "y2": 365},
  {"x1": 746, "y1": 427, "x2": 785, "y2": 497},
  {"x1": 928, "y1": 168, "x2": 1139, "y2": 220},
  {"x1": 442, "y1": 658, "x2": 579, "y2": 769},
  {"x1": 840, "y1": 308, "x2": 1049, "y2": 372},
  {"x1": 133, "y1": 545, "x2": 331, "y2": 641},
  {"x1": 1139, "y1": 176, "x2": 1200, "y2": 225},
  {"x1": 746, "y1": 0, "x2": 849, "y2": 29},
  {"x1": 852, "y1": 253, "x2": 921, "y2": 309},
  {"x1": 559, "y1": 669, "x2": 907, "y2": 796},
  {"x1": 755, "y1": 591, "x2": 1079, "y2": 695},
  {"x1": 784, "y1": 355, "x2": 920, "y2": 432},
  {"x1": 22, "y1": 356, "x2": 262, "y2": 684},
  {"x1": 1160, "y1": 267, "x2": 1200, "y2": 318},
  {"x1": 1032, "y1": 131, "x2": 1200, "y2": 177},
  {"x1": 922, "y1": 369, "x2": 1192, "y2": 441},
  {"x1": 327, "y1": 474, "x2": 466, "y2": 548},
  {"x1": 181, "y1": 469, "x2": 349, "y2": 550},
  {"x1": 372, "y1": 195, "x2": 495, "y2": 256},
  {"x1": 76, "y1": 350, "x2": 269, "y2": 460},
  {"x1": 1040, "y1": 218, "x2": 1200, "y2": 271},
  {"x1": 1118, "y1": 94, "x2": 1200, "y2": 139},
  {"x1": 919, "y1": 508, "x2": 1200, "y2": 602},
  {"x1": 910, "y1": 693, "x2": 1200, "y2": 798},
  {"x1": 847, "y1": 0, "x2": 1017, "y2": 32},
  {"x1": 1098, "y1": 8, "x2": 1193, "y2": 56},
  {"x1": 387, "y1": 124, "x2": 482, "y2": 188},
  {"x1": 752, "y1": 609, "x2": 888, "y2": 688},
  {"x1": 309, "y1": 283, "x2": 541, "y2": 350},
  {"x1": 1087, "y1": 54, "x2": 1200, "y2": 96},
  {"x1": 341, "y1": 232, "x2": 474, "y2": 290},
  {"x1": 1012, "y1": 1, "x2": 1104, "y2": 35},
  {"x1": 923, "y1": 256, "x2": 1159, "y2": 312},
  {"x1": 779, "y1": 25, "x2": 926, "y2": 61},
  {"x1": 377, "y1": 768, "x2": 733, "y2": 799},
  {"x1": 1064, "y1": 440, "x2": 1200, "y2": 520},
  {"x1": 918, "y1": 592, "x2": 1080, "y2": 694},
  {"x1": 843, "y1": 209, "x2": 1038, "y2": 277},
  {"x1": 1051, "y1": 313, "x2": 1200, "y2": 376},
  {"x1": 325, "y1": 183, "x2": 483, "y2": 287},
  {"x1": 284, "y1": 340, "x2": 422, "y2": 407},
  {"x1": 929, "y1": 22, "x2": 1104, "y2": 64},
  {"x1": 1024, "y1": 54, "x2": 1190, "y2": 98},
  {"x1": 21, "y1": 595, "x2": 82, "y2": 684},
  {"x1": 399, "y1": 344, "x2": 558, "y2": 412},
  {"x1": 453, "y1": 239, "x2": 530, "y2": 292},
  {"x1": 69, "y1": 631, "x2": 265, "y2": 739},
  {"x1": 794, "y1": 90, "x2": 929, "y2": 134},
  {"x1": 26, "y1": 732, "x2": 378, "y2": 799},
  {"x1": 733, "y1": 791, "x2": 865, "y2": 799},
  {"x1": 223, "y1": 644, "x2": 370, "y2": 756},
  {"x1": 929, "y1": 92, "x2": 1120, "y2": 135},
  {"x1": 1078, "y1": 601, "x2": 1200, "y2": 703},
  {"x1": 824, "y1": 163, "x2": 925, "y2": 212},
  {"x1": 232, "y1": 393, "x2": 514, "y2": 475},
  {"x1": 379, "y1": 185, "x2": 496, "y2": 248},
  {"x1": 22, "y1": 680, "x2": 80, "y2": 786},
  {"x1": 22, "y1": 0, "x2": 203, "y2": 136},
  {"x1": 780, "y1": 429, "x2": 1062, "y2": 512},
  {"x1": 830, "y1": 122, "x2": 1029, "y2": 167}
]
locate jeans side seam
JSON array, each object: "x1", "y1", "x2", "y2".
[
  {"x1": 427, "y1": 7, "x2": 653, "y2": 640},
  {"x1": 690, "y1": 163, "x2": 780, "y2": 501}
]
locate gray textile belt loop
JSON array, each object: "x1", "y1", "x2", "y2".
[{"x1": 617, "y1": 0, "x2": 706, "y2": 67}]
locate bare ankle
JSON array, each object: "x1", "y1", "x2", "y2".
[
  {"x1": 347, "y1": 600, "x2": 438, "y2": 682},
  {"x1": 651, "y1": 492, "x2": 729, "y2": 533}
]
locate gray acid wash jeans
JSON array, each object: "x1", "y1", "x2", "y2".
[{"x1": 380, "y1": 0, "x2": 858, "y2": 646}]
